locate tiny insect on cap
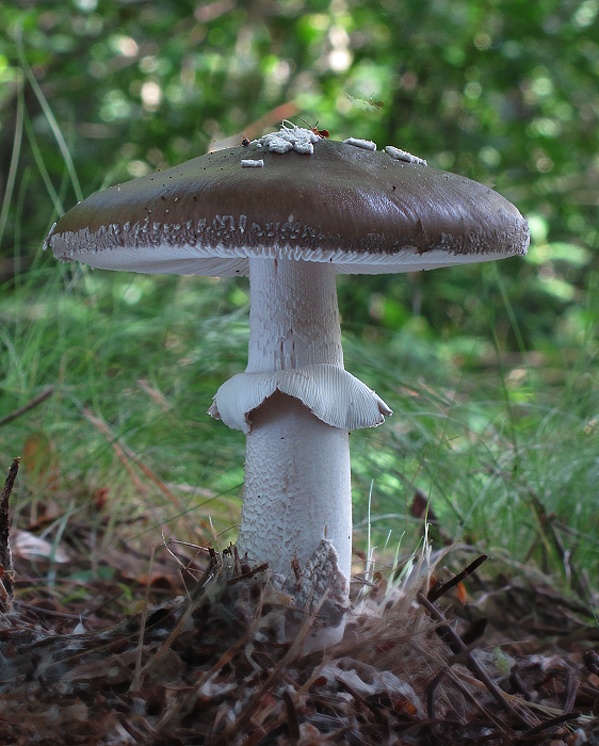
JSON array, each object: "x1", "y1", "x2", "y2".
[{"x1": 46, "y1": 125, "x2": 529, "y2": 277}]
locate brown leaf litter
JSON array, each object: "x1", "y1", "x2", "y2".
[{"x1": 1, "y1": 459, "x2": 598, "y2": 745}]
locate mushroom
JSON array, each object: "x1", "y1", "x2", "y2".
[{"x1": 46, "y1": 124, "x2": 529, "y2": 639}]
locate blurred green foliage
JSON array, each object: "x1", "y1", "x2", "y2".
[{"x1": 0, "y1": 0, "x2": 597, "y2": 350}]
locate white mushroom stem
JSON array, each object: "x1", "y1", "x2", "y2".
[
  {"x1": 239, "y1": 390, "x2": 352, "y2": 585},
  {"x1": 238, "y1": 257, "x2": 352, "y2": 588},
  {"x1": 245, "y1": 257, "x2": 344, "y2": 372},
  {"x1": 210, "y1": 255, "x2": 391, "y2": 609}
]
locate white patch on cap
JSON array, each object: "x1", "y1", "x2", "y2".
[
  {"x1": 240, "y1": 159, "x2": 265, "y2": 168},
  {"x1": 343, "y1": 137, "x2": 377, "y2": 151},
  {"x1": 385, "y1": 145, "x2": 427, "y2": 166},
  {"x1": 254, "y1": 123, "x2": 320, "y2": 155}
]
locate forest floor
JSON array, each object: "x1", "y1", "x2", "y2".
[{"x1": 1, "y1": 459, "x2": 598, "y2": 745}]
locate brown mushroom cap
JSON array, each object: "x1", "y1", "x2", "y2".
[{"x1": 46, "y1": 134, "x2": 529, "y2": 276}]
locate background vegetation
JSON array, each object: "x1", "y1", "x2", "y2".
[{"x1": 0, "y1": 1, "x2": 597, "y2": 595}]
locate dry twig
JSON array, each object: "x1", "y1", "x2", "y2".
[
  {"x1": 418, "y1": 591, "x2": 535, "y2": 730},
  {"x1": 0, "y1": 387, "x2": 53, "y2": 428},
  {"x1": 0, "y1": 457, "x2": 19, "y2": 611}
]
